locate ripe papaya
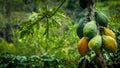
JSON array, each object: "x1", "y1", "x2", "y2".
[
  {"x1": 95, "y1": 11, "x2": 109, "y2": 27},
  {"x1": 102, "y1": 35, "x2": 117, "y2": 53},
  {"x1": 88, "y1": 35, "x2": 102, "y2": 51},
  {"x1": 78, "y1": 37, "x2": 89, "y2": 56},
  {"x1": 76, "y1": 18, "x2": 87, "y2": 38},
  {"x1": 83, "y1": 20, "x2": 97, "y2": 40},
  {"x1": 102, "y1": 27, "x2": 116, "y2": 39}
]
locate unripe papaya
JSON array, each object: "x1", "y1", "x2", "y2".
[
  {"x1": 88, "y1": 35, "x2": 102, "y2": 51},
  {"x1": 78, "y1": 37, "x2": 89, "y2": 56},
  {"x1": 83, "y1": 20, "x2": 97, "y2": 40},
  {"x1": 76, "y1": 18, "x2": 87, "y2": 38},
  {"x1": 95, "y1": 11, "x2": 109, "y2": 27},
  {"x1": 103, "y1": 27, "x2": 116, "y2": 39},
  {"x1": 102, "y1": 35, "x2": 117, "y2": 53}
]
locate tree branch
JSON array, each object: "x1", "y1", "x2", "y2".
[
  {"x1": 48, "y1": 0, "x2": 66, "y2": 18},
  {"x1": 21, "y1": 0, "x2": 66, "y2": 33}
]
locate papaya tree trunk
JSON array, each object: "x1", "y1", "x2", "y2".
[
  {"x1": 88, "y1": 0, "x2": 107, "y2": 68},
  {"x1": 88, "y1": 0, "x2": 95, "y2": 21},
  {"x1": 95, "y1": 50, "x2": 107, "y2": 68}
]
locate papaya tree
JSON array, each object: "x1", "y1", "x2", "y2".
[{"x1": 77, "y1": 0, "x2": 118, "y2": 68}]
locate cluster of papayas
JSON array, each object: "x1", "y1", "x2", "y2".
[
  {"x1": 77, "y1": 20, "x2": 102, "y2": 56},
  {"x1": 95, "y1": 11, "x2": 117, "y2": 53},
  {"x1": 77, "y1": 12, "x2": 118, "y2": 56}
]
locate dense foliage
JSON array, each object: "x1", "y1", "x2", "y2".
[{"x1": 0, "y1": 0, "x2": 120, "y2": 68}]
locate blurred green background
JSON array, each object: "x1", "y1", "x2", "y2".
[{"x1": 0, "y1": 0, "x2": 120, "y2": 68}]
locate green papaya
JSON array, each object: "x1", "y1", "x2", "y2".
[
  {"x1": 88, "y1": 35, "x2": 102, "y2": 51},
  {"x1": 102, "y1": 35, "x2": 117, "y2": 53},
  {"x1": 76, "y1": 18, "x2": 87, "y2": 38},
  {"x1": 83, "y1": 20, "x2": 97, "y2": 40},
  {"x1": 95, "y1": 11, "x2": 109, "y2": 27}
]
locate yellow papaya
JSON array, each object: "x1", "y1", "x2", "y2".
[
  {"x1": 83, "y1": 20, "x2": 97, "y2": 40},
  {"x1": 103, "y1": 27, "x2": 116, "y2": 39},
  {"x1": 102, "y1": 35, "x2": 117, "y2": 53},
  {"x1": 88, "y1": 35, "x2": 102, "y2": 51},
  {"x1": 78, "y1": 37, "x2": 89, "y2": 56}
]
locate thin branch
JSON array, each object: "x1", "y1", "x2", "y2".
[{"x1": 48, "y1": 0, "x2": 66, "y2": 18}]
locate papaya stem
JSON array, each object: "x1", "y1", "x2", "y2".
[
  {"x1": 95, "y1": 49, "x2": 107, "y2": 68},
  {"x1": 87, "y1": 0, "x2": 95, "y2": 21}
]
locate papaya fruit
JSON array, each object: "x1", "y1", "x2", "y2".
[
  {"x1": 88, "y1": 35, "x2": 102, "y2": 51},
  {"x1": 83, "y1": 20, "x2": 97, "y2": 40},
  {"x1": 102, "y1": 35, "x2": 117, "y2": 53},
  {"x1": 95, "y1": 11, "x2": 109, "y2": 27},
  {"x1": 102, "y1": 27, "x2": 116, "y2": 39},
  {"x1": 78, "y1": 37, "x2": 89, "y2": 56},
  {"x1": 76, "y1": 18, "x2": 87, "y2": 38}
]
